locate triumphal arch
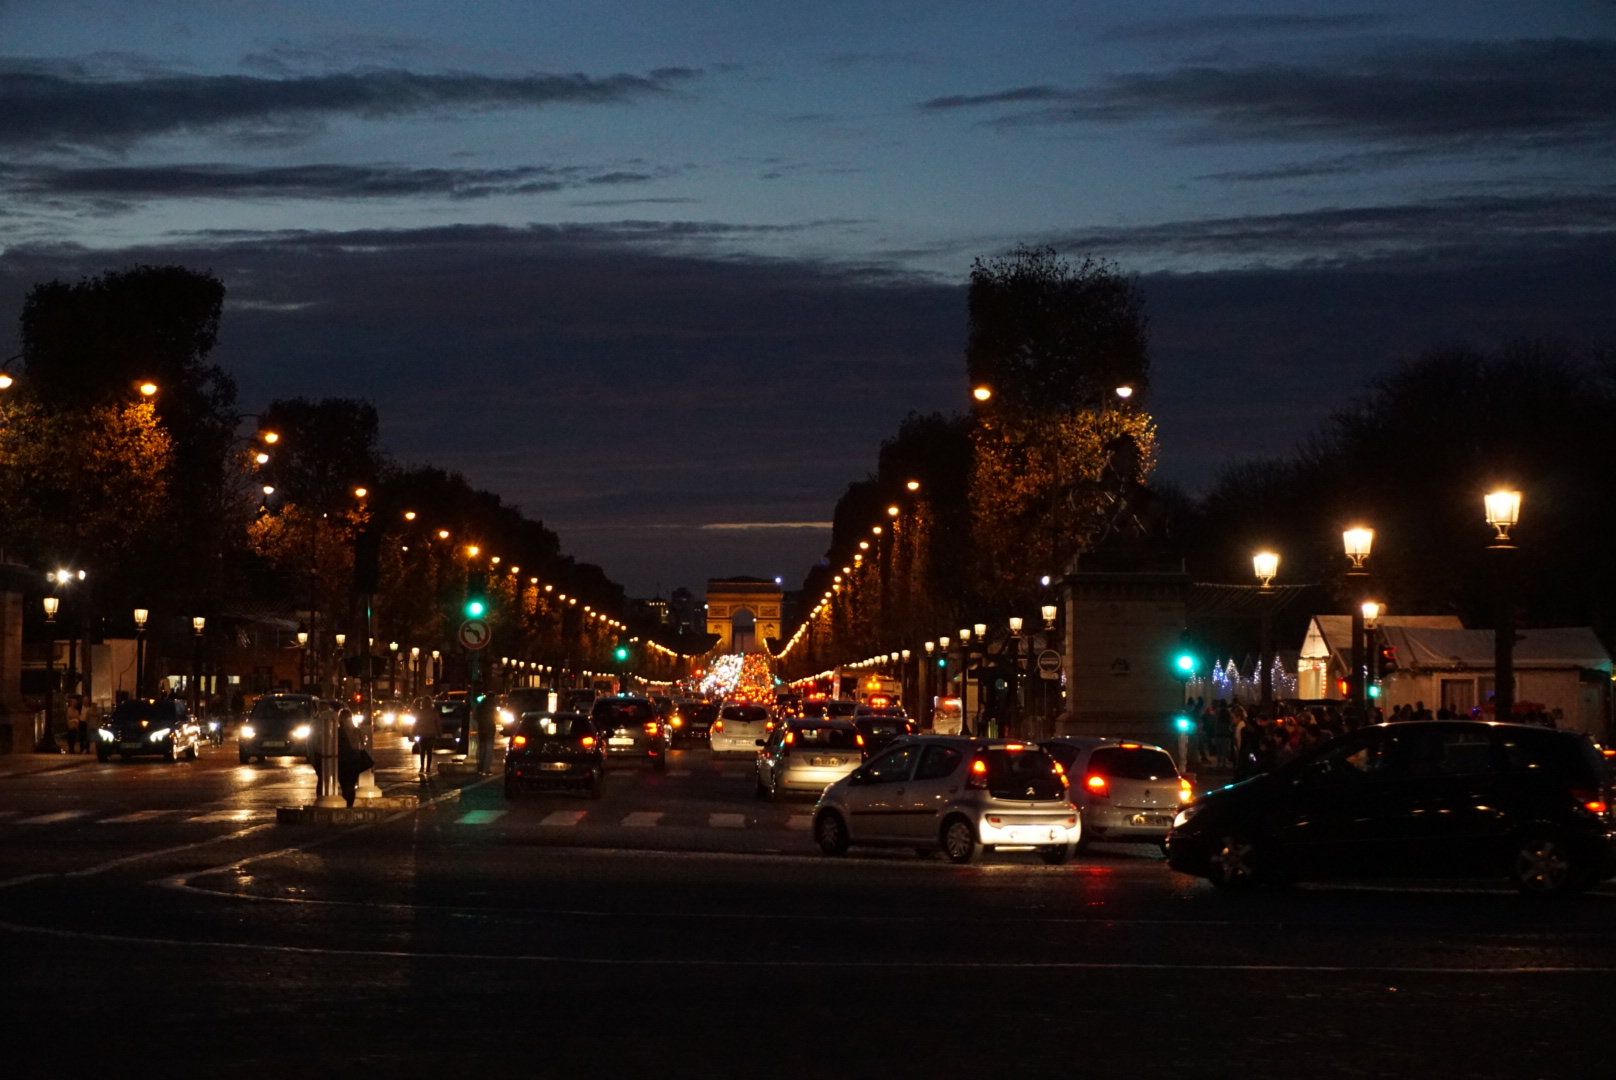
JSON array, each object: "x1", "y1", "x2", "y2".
[{"x1": 705, "y1": 578, "x2": 782, "y2": 654}]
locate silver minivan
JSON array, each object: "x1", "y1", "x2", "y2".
[
  {"x1": 754, "y1": 718, "x2": 863, "y2": 799},
  {"x1": 1040, "y1": 737, "x2": 1192, "y2": 849},
  {"x1": 813, "y1": 736, "x2": 1080, "y2": 864}
]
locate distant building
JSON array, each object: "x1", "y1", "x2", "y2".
[{"x1": 705, "y1": 578, "x2": 782, "y2": 654}]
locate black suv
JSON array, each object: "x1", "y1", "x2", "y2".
[
  {"x1": 589, "y1": 696, "x2": 668, "y2": 771},
  {"x1": 98, "y1": 698, "x2": 202, "y2": 763},
  {"x1": 1166, "y1": 720, "x2": 1615, "y2": 895},
  {"x1": 505, "y1": 713, "x2": 605, "y2": 798}
]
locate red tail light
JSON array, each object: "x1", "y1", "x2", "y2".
[
  {"x1": 968, "y1": 758, "x2": 988, "y2": 789},
  {"x1": 784, "y1": 731, "x2": 795, "y2": 745},
  {"x1": 1051, "y1": 760, "x2": 1069, "y2": 786},
  {"x1": 855, "y1": 733, "x2": 865, "y2": 746},
  {"x1": 766, "y1": 721, "x2": 775, "y2": 732},
  {"x1": 712, "y1": 720, "x2": 723, "y2": 734},
  {"x1": 1085, "y1": 774, "x2": 1109, "y2": 798},
  {"x1": 580, "y1": 735, "x2": 596, "y2": 749},
  {"x1": 644, "y1": 721, "x2": 659, "y2": 736},
  {"x1": 1179, "y1": 777, "x2": 1194, "y2": 802},
  {"x1": 1574, "y1": 788, "x2": 1607, "y2": 815},
  {"x1": 511, "y1": 734, "x2": 527, "y2": 748}
]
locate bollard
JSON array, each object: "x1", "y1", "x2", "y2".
[
  {"x1": 354, "y1": 715, "x2": 382, "y2": 801},
  {"x1": 313, "y1": 712, "x2": 345, "y2": 808}
]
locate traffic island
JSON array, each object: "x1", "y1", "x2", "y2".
[{"x1": 276, "y1": 790, "x2": 458, "y2": 825}]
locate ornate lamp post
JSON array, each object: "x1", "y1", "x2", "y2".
[
  {"x1": 1342, "y1": 527, "x2": 1374, "y2": 711},
  {"x1": 1361, "y1": 601, "x2": 1382, "y2": 707},
  {"x1": 190, "y1": 616, "x2": 206, "y2": 717},
  {"x1": 334, "y1": 632, "x2": 347, "y2": 699},
  {"x1": 1254, "y1": 551, "x2": 1280, "y2": 705},
  {"x1": 1485, "y1": 490, "x2": 1523, "y2": 721},
  {"x1": 296, "y1": 630, "x2": 309, "y2": 691},
  {"x1": 410, "y1": 646, "x2": 421, "y2": 697},
  {"x1": 41, "y1": 597, "x2": 59, "y2": 751},
  {"x1": 1007, "y1": 617, "x2": 1024, "y2": 737},
  {"x1": 133, "y1": 608, "x2": 149, "y2": 698},
  {"x1": 389, "y1": 641, "x2": 399, "y2": 697}
]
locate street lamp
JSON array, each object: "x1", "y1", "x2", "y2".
[
  {"x1": 1041, "y1": 604, "x2": 1057, "y2": 629},
  {"x1": 1485, "y1": 490, "x2": 1523, "y2": 721},
  {"x1": 42, "y1": 597, "x2": 59, "y2": 749},
  {"x1": 138, "y1": 381, "x2": 158, "y2": 397},
  {"x1": 191, "y1": 617, "x2": 206, "y2": 715},
  {"x1": 1342, "y1": 527, "x2": 1374, "y2": 710},
  {"x1": 1115, "y1": 385, "x2": 1134, "y2": 400},
  {"x1": 972, "y1": 385, "x2": 992, "y2": 402},
  {"x1": 1342, "y1": 528, "x2": 1374, "y2": 571},
  {"x1": 297, "y1": 631, "x2": 309, "y2": 692},
  {"x1": 1485, "y1": 490, "x2": 1522, "y2": 543},
  {"x1": 133, "y1": 608, "x2": 149, "y2": 698},
  {"x1": 1253, "y1": 551, "x2": 1279, "y2": 590}
]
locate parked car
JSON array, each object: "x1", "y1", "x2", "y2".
[
  {"x1": 97, "y1": 698, "x2": 202, "y2": 763},
  {"x1": 1166, "y1": 720, "x2": 1616, "y2": 895},
  {"x1": 709, "y1": 703, "x2": 773, "y2": 756},
  {"x1": 1041, "y1": 737, "x2": 1193, "y2": 850},
  {"x1": 504, "y1": 713, "x2": 605, "y2": 798},
  {"x1": 589, "y1": 696, "x2": 668, "y2": 771},
  {"x1": 852, "y1": 715, "x2": 917, "y2": 757},
  {"x1": 430, "y1": 693, "x2": 472, "y2": 754},
  {"x1": 670, "y1": 701, "x2": 717, "y2": 748},
  {"x1": 755, "y1": 719, "x2": 863, "y2": 799},
  {"x1": 238, "y1": 693, "x2": 320, "y2": 763},
  {"x1": 814, "y1": 737, "x2": 1080, "y2": 865}
]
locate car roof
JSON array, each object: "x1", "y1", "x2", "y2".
[{"x1": 1041, "y1": 735, "x2": 1170, "y2": 753}]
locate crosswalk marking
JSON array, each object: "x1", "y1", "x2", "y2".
[
  {"x1": 621, "y1": 811, "x2": 663, "y2": 827},
  {"x1": 457, "y1": 810, "x2": 508, "y2": 825},
  {"x1": 668, "y1": 769, "x2": 692, "y2": 777},
  {"x1": 186, "y1": 809, "x2": 266, "y2": 823},
  {"x1": 100, "y1": 810, "x2": 179, "y2": 823},
  {"x1": 0, "y1": 811, "x2": 20, "y2": 821},
  {"x1": 16, "y1": 810, "x2": 90, "y2": 825},
  {"x1": 709, "y1": 813, "x2": 746, "y2": 829},
  {"x1": 540, "y1": 810, "x2": 586, "y2": 827},
  {"x1": 786, "y1": 815, "x2": 812, "y2": 831}
]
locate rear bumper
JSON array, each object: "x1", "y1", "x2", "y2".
[
  {"x1": 979, "y1": 816, "x2": 1081, "y2": 847},
  {"x1": 778, "y1": 765, "x2": 859, "y2": 790},
  {"x1": 507, "y1": 762, "x2": 599, "y2": 788},
  {"x1": 1083, "y1": 805, "x2": 1179, "y2": 841}
]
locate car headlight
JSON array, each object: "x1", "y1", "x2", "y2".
[
  {"x1": 401, "y1": 714, "x2": 416, "y2": 727},
  {"x1": 381, "y1": 712, "x2": 396, "y2": 725},
  {"x1": 208, "y1": 721, "x2": 220, "y2": 731},
  {"x1": 498, "y1": 709, "x2": 514, "y2": 724},
  {"x1": 1172, "y1": 806, "x2": 1201, "y2": 830},
  {"x1": 240, "y1": 725, "x2": 255, "y2": 739},
  {"x1": 293, "y1": 724, "x2": 311, "y2": 739},
  {"x1": 98, "y1": 728, "x2": 115, "y2": 741},
  {"x1": 148, "y1": 728, "x2": 171, "y2": 742}
]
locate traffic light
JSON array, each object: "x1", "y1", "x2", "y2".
[
  {"x1": 614, "y1": 645, "x2": 630, "y2": 663},
  {"x1": 1174, "y1": 714, "x2": 1195, "y2": 733},
  {"x1": 465, "y1": 569, "x2": 487, "y2": 619},
  {"x1": 1172, "y1": 631, "x2": 1198, "y2": 680},
  {"x1": 1376, "y1": 643, "x2": 1398, "y2": 679}
]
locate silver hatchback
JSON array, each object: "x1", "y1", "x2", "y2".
[
  {"x1": 813, "y1": 736, "x2": 1080, "y2": 864},
  {"x1": 1040, "y1": 737, "x2": 1192, "y2": 848},
  {"x1": 754, "y1": 719, "x2": 863, "y2": 799}
]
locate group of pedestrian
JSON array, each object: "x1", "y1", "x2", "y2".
[{"x1": 63, "y1": 695, "x2": 93, "y2": 753}]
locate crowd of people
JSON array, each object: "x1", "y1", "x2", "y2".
[{"x1": 1181, "y1": 696, "x2": 1569, "y2": 780}]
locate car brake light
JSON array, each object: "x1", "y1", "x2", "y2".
[
  {"x1": 855, "y1": 733, "x2": 865, "y2": 746},
  {"x1": 672, "y1": 718, "x2": 683, "y2": 727},
  {"x1": 1120, "y1": 742, "x2": 1141, "y2": 749},
  {"x1": 644, "y1": 722, "x2": 659, "y2": 736},
  {"x1": 766, "y1": 721, "x2": 775, "y2": 731},
  {"x1": 1573, "y1": 788, "x2": 1607, "y2": 814},
  {"x1": 968, "y1": 758, "x2": 988, "y2": 789},
  {"x1": 1179, "y1": 777, "x2": 1194, "y2": 802},
  {"x1": 784, "y1": 731, "x2": 795, "y2": 745},
  {"x1": 581, "y1": 735, "x2": 596, "y2": 748},
  {"x1": 1085, "y1": 774, "x2": 1109, "y2": 797},
  {"x1": 511, "y1": 734, "x2": 527, "y2": 748},
  {"x1": 712, "y1": 720, "x2": 723, "y2": 734},
  {"x1": 1004, "y1": 743, "x2": 1024, "y2": 751}
]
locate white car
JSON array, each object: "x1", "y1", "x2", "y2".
[
  {"x1": 754, "y1": 719, "x2": 863, "y2": 799},
  {"x1": 813, "y1": 736, "x2": 1080, "y2": 864},
  {"x1": 709, "y1": 703, "x2": 774, "y2": 756},
  {"x1": 1039, "y1": 737, "x2": 1193, "y2": 849}
]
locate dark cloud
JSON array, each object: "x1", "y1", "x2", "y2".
[
  {"x1": 0, "y1": 64, "x2": 700, "y2": 150},
  {"x1": 927, "y1": 38, "x2": 1616, "y2": 148},
  {"x1": 1097, "y1": 13, "x2": 1389, "y2": 43},
  {"x1": 0, "y1": 161, "x2": 677, "y2": 202}
]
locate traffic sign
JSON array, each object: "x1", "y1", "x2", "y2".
[
  {"x1": 1037, "y1": 649, "x2": 1062, "y2": 680},
  {"x1": 458, "y1": 618, "x2": 491, "y2": 651}
]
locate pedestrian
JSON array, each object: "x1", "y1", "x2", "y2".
[
  {"x1": 474, "y1": 694, "x2": 497, "y2": 776},
  {"x1": 336, "y1": 709, "x2": 370, "y2": 807},
  {"x1": 414, "y1": 699, "x2": 441, "y2": 780},
  {"x1": 65, "y1": 695, "x2": 85, "y2": 754}
]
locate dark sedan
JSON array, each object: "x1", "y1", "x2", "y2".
[
  {"x1": 852, "y1": 715, "x2": 916, "y2": 757},
  {"x1": 1166, "y1": 720, "x2": 1616, "y2": 895},
  {"x1": 238, "y1": 693, "x2": 319, "y2": 763},
  {"x1": 669, "y1": 701, "x2": 717, "y2": 748},
  {"x1": 505, "y1": 713, "x2": 605, "y2": 798},
  {"x1": 590, "y1": 696, "x2": 668, "y2": 771},
  {"x1": 97, "y1": 699, "x2": 202, "y2": 762}
]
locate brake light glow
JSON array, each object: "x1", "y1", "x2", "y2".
[
  {"x1": 766, "y1": 721, "x2": 775, "y2": 731},
  {"x1": 581, "y1": 735, "x2": 596, "y2": 749},
  {"x1": 1120, "y1": 742, "x2": 1141, "y2": 749},
  {"x1": 968, "y1": 758, "x2": 988, "y2": 789},
  {"x1": 1586, "y1": 800, "x2": 1608, "y2": 814},
  {"x1": 855, "y1": 734, "x2": 865, "y2": 746},
  {"x1": 1004, "y1": 743, "x2": 1025, "y2": 751},
  {"x1": 644, "y1": 722, "x2": 659, "y2": 736},
  {"x1": 511, "y1": 735, "x2": 527, "y2": 748},
  {"x1": 672, "y1": 718, "x2": 683, "y2": 727},
  {"x1": 712, "y1": 720, "x2": 723, "y2": 734},
  {"x1": 1085, "y1": 774, "x2": 1109, "y2": 797},
  {"x1": 784, "y1": 731, "x2": 795, "y2": 745},
  {"x1": 1179, "y1": 777, "x2": 1194, "y2": 803}
]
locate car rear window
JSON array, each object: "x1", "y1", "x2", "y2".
[
  {"x1": 1041, "y1": 743, "x2": 1081, "y2": 770},
  {"x1": 856, "y1": 719, "x2": 910, "y2": 738},
  {"x1": 823, "y1": 702, "x2": 857, "y2": 717},
  {"x1": 788, "y1": 725, "x2": 860, "y2": 750},
  {"x1": 518, "y1": 715, "x2": 592, "y2": 739},
  {"x1": 1498, "y1": 729, "x2": 1603, "y2": 785},
  {"x1": 982, "y1": 748, "x2": 1065, "y2": 800},
  {"x1": 251, "y1": 697, "x2": 313, "y2": 720},
  {"x1": 593, "y1": 700, "x2": 654, "y2": 723},
  {"x1": 1087, "y1": 746, "x2": 1178, "y2": 781},
  {"x1": 721, "y1": 706, "x2": 769, "y2": 723}
]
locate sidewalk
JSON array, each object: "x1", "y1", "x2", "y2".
[{"x1": 0, "y1": 748, "x2": 98, "y2": 780}]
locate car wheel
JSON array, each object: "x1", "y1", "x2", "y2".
[
  {"x1": 163, "y1": 745, "x2": 176, "y2": 763},
  {"x1": 1510, "y1": 831, "x2": 1587, "y2": 897},
  {"x1": 941, "y1": 817, "x2": 982, "y2": 865},
  {"x1": 185, "y1": 742, "x2": 198, "y2": 762},
  {"x1": 238, "y1": 749, "x2": 251, "y2": 764},
  {"x1": 1208, "y1": 832, "x2": 1266, "y2": 890},
  {"x1": 1040, "y1": 843, "x2": 1075, "y2": 866},
  {"x1": 814, "y1": 810, "x2": 850, "y2": 856}
]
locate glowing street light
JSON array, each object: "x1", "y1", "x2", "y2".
[
  {"x1": 972, "y1": 386, "x2": 992, "y2": 402},
  {"x1": 1342, "y1": 527, "x2": 1374, "y2": 570},
  {"x1": 138, "y1": 381, "x2": 158, "y2": 397},
  {"x1": 1253, "y1": 551, "x2": 1279, "y2": 589},
  {"x1": 1485, "y1": 489, "x2": 1522, "y2": 543}
]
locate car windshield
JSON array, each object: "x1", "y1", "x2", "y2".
[
  {"x1": 1087, "y1": 746, "x2": 1178, "y2": 781},
  {"x1": 251, "y1": 697, "x2": 313, "y2": 720},
  {"x1": 982, "y1": 747, "x2": 1066, "y2": 800},
  {"x1": 721, "y1": 706, "x2": 769, "y2": 724},
  {"x1": 789, "y1": 725, "x2": 860, "y2": 750},
  {"x1": 593, "y1": 700, "x2": 654, "y2": 723},
  {"x1": 823, "y1": 702, "x2": 857, "y2": 717}
]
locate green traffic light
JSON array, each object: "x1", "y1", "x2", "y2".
[
  {"x1": 1175, "y1": 654, "x2": 1196, "y2": 673},
  {"x1": 466, "y1": 600, "x2": 485, "y2": 617},
  {"x1": 614, "y1": 646, "x2": 629, "y2": 662},
  {"x1": 1368, "y1": 684, "x2": 1382, "y2": 699}
]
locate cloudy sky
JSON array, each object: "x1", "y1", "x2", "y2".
[{"x1": 3, "y1": 1, "x2": 1614, "y2": 594}]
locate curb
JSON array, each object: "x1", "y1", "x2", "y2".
[{"x1": 275, "y1": 790, "x2": 458, "y2": 825}]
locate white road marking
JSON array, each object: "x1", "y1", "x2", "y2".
[
  {"x1": 187, "y1": 810, "x2": 268, "y2": 823},
  {"x1": 456, "y1": 810, "x2": 508, "y2": 825},
  {"x1": 0, "y1": 811, "x2": 20, "y2": 821},
  {"x1": 709, "y1": 813, "x2": 746, "y2": 828},
  {"x1": 540, "y1": 811, "x2": 586, "y2": 827},
  {"x1": 786, "y1": 815, "x2": 812, "y2": 830},
  {"x1": 15, "y1": 810, "x2": 90, "y2": 825},
  {"x1": 668, "y1": 769, "x2": 692, "y2": 776},
  {"x1": 621, "y1": 811, "x2": 663, "y2": 827},
  {"x1": 100, "y1": 810, "x2": 181, "y2": 823}
]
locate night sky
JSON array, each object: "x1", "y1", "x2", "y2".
[{"x1": 3, "y1": 2, "x2": 1613, "y2": 595}]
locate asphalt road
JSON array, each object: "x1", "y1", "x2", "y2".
[{"x1": 4, "y1": 738, "x2": 1616, "y2": 1078}]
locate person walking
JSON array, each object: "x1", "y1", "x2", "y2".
[
  {"x1": 65, "y1": 695, "x2": 85, "y2": 754},
  {"x1": 335, "y1": 709, "x2": 370, "y2": 807},
  {"x1": 474, "y1": 694, "x2": 498, "y2": 775},
  {"x1": 414, "y1": 699, "x2": 441, "y2": 780}
]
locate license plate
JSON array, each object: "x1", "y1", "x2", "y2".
[
  {"x1": 1008, "y1": 827, "x2": 1061, "y2": 844},
  {"x1": 540, "y1": 762, "x2": 570, "y2": 771},
  {"x1": 122, "y1": 742, "x2": 142, "y2": 750},
  {"x1": 811, "y1": 757, "x2": 844, "y2": 767},
  {"x1": 608, "y1": 737, "x2": 634, "y2": 746},
  {"x1": 1131, "y1": 814, "x2": 1173, "y2": 826},
  {"x1": 263, "y1": 741, "x2": 285, "y2": 749}
]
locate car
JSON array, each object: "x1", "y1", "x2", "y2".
[
  {"x1": 372, "y1": 698, "x2": 418, "y2": 735},
  {"x1": 1166, "y1": 720, "x2": 1616, "y2": 895},
  {"x1": 429, "y1": 694, "x2": 472, "y2": 754},
  {"x1": 813, "y1": 737, "x2": 1080, "y2": 865},
  {"x1": 504, "y1": 713, "x2": 605, "y2": 798},
  {"x1": 755, "y1": 719, "x2": 864, "y2": 799},
  {"x1": 238, "y1": 693, "x2": 320, "y2": 763},
  {"x1": 589, "y1": 695, "x2": 668, "y2": 771},
  {"x1": 821, "y1": 700, "x2": 858, "y2": 720},
  {"x1": 774, "y1": 694, "x2": 804, "y2": 719},
  {"x1": 852, "y1": 715, "x2": 917, "y2": 757},
  {"x1": 669, "y1": 700, "x2": 717, "y2": 748},
  {"x1": 1040, "y1": 737, "x2": 1193, "y2": 850},
  {"x1": 503, "y1": 687, "x2": 555, "y2": 726},
  {"x1": 709, "y1": 703, "x2": 773, "y2": 756},
  {"x1": 97, "y1": 698, "x2": 202, "y2": 763}
]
